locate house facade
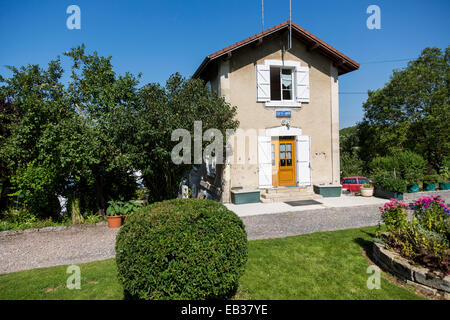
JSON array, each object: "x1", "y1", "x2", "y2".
[{"x1": 193, "y1": 21, "x2": 359, "y2": 203}]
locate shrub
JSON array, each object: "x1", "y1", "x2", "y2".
[
  {"x1": 413, "y1": 196, "x2": 450, "y2": 237},
  {"x1": 379, "y1": 196, "x2": 450, "y2": 275},
  {"x1": 369, "y1": 151, "x2": 426, "y2": 184},
  {"x1": 423, "y1": 174, "x2": 439, "y2": 184},
  {"x1": 340, "y1": 151, "x2": 364, "y2": 178},
  {"x1": 380, "y1": 199, "x2": 410, "y2": 234},
  {"x1": 373, "y1": 171, "x2": 407, "y2": 193},
  {"x1": 115, "y1": 199, "x2": 248, "y2": 300},
  {"x1": 439, "y1": 166, "x2": 450, "y2": 182}
]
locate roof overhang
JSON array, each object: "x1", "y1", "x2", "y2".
[{"x1": 193, "y1": 20, "x2": 360, "y2": 78}]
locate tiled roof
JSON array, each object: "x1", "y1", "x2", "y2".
[{"x1": 193, "y1": 20, "x2": 359, "y2": 77}]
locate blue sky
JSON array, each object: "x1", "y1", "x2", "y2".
[{"x1": 0, "y1": 0, "x2": 449, "y2": 128}]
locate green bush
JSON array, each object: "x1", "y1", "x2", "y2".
[
  {"x1": 439, "y1": 166, "x2": 450, "y2": 182},
  {"x1": 373, "y1": 171, "x2": 407, "y2": 193},
  {"x1": 369, "y1": 151, "x2": 426, "y2": 184},
  {"x1": 423, "y1": 174, "x2": 439, "y2": 184},
  {"x1": 340, "y1": 151, "x2": 364, "y2": 178},
  {"x1": 115, "y1": 199, "x2": 248, "y2": 300}
]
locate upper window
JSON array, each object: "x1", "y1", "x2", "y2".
[
  {"x1": 256, "y1": 60, "x2": 310, "y2": 106},
  {"x1": 270, "y1": 67, "x2": 293, "y2": 101}
]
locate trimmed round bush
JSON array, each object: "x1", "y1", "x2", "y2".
[{"x1": 115, "y1": 199, "x2": 248, "y2": 300}]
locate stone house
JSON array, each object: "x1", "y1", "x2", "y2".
[{"x1": 193, "y1": 21, "x2": 359, "y2": 203}]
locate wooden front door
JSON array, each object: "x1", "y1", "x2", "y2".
[{"x1": 271, "y1": 137, "x2": 296, "y2": 187}]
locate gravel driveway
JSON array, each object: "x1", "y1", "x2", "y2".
[
  {"x1": 241, "y1": 204, "x2": 382, "y2": 240},
  {"x1": 0, "y1": 223, "x2": 118, "y2": 274},
  {"x1": 0, "y1": 204, "x2": 383, "y2": 274}
]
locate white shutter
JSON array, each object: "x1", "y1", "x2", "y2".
[
  {"x1": 258, "y1": 136, "x2": 272, "y2": 188},
  {"x1": 296, "y1": 66, "x2": 310, "y2": 103},
  {"x1": 296, "y1": 136, "x2": 311, "y2": 186},
  {"x1": 256, "y1": 65, "x2": 270, "y2": 102}
]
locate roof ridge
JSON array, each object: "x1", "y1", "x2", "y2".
[{"x1": 194, "y1": 20, "x2": 359, "y2": 78}]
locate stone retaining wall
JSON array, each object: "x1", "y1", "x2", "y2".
[
  {"x1": 372, "y1": 241, "x2": 450, "y2": 297},
  {"x1": 0, "y1": 221, "x2": 108, "y2": 238}
]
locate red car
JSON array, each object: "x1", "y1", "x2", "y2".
[{"x1": 341, "y1": 176, "x2": 372, "y2": 193}]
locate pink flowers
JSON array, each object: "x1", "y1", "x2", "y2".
[
  {"x1": 379, "y1": 198, "x2": 410, "y2": 215},
  {"x1": 413, "y1": 195, "x2": 450, "y2": 216}
]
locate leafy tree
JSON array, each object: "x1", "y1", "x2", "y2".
[
  {"x1": 359, "y1": 47, "x2": 450, "y2": 171},
  {"x1": 63, "y1": 45, "x2": 140, "y2": 215},
  {"x1": 126, "y1": 74, "x2": 239, "y2": 202},
  {"x1": 1, "y1": 45, "x2": 239, "y2": 218},
  {"x1": 0, "y1": 59, "x2": 70, "y2": 217},
  {"x1": 339, "y1": 125, "x2": 359, "y2": 155}
]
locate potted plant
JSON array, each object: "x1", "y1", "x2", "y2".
[
  {"x1": 373, "y1": 172, "x2": 407, "y2": 200},
  {"x1": 404, "y1": 171, "x2": 422, "y2": 193},
  {"x1": 438, "y1": 166, "x2": 450, "y2": 190},
  {"x1": 106, "y1": 200, "x2": 123, "y2": 228},
  {"x1": 121, "y1": 200, "x2": 142, "y2": 222},
  {"x1": 360, "y1": 183, "x2": 374, "y2": 197},
  {"x1": 423, "y1": 174, "x2": 439, "y2": 191}
]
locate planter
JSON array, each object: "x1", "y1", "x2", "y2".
[
  {"x1": 313, "y1": 184, "x2": 342, "y2": 197},
  {"x1": 360, "y1": 187, "x2": 374, "y2": 197},
  {"x1": 121, "y1": 214, "x2": 128, "y2": 222},
  {"x1": 374, "y1": 187, "x2": 404, "y2": 200},
  {"x1": 439, "y1": 182, "x2": 450, "y2": 190},
  {"x1": 407, "y1": 184, "x2": 419, "y2": 193},
  {"x1": 423, "y1": 183, "x2": 436, "y2": 191},
  {"x1": 231, "y1": 189, "x2": 260, "y2": 204},
  {"x1": 107, "y1": 215, "x2": 122, "y2": 228}
]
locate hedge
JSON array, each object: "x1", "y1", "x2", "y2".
[{"x1": 115, "y1": 199, "x2": 248, "y2": 300}]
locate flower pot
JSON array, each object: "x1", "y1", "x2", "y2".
[
  {"x1": 121, "y1": 214, "x2": 127, "y2": 222},
  {"x1": 360, "y1": 187, "x2": 374, "y2": 197},
  {"x1": 407, "y1": 184, "x2": 419, "y2": 193},
  {"x1": 439, "y1": 182, "x2": 450, "y2": 190},
  {"x1": 107, "y1": 215, "x2": 122, "y2": 228},
  {"x1": 374, "y1": 188, "x2": 404, "y2": 200},
  {"x1": 423, "y1": 183, "x2": 436, "y2": 191}
]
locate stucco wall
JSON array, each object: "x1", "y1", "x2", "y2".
[{"x1": 203, "y1": 32, "x2": 340, "y2": 202}]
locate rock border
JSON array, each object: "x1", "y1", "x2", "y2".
[
  {"x1": 372, "y1": 241, "x2": 450, "y2": 298},
  {"x1": 0, "y1": 221, "x2": 108, "y2": 238}
]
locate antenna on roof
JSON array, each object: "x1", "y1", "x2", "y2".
[
  {"x1": 288, "y1": 0, "x2": 292, "y2": 50},
  {"x1": 262, "y1": 0, "x2": 264, "y2": 32}
]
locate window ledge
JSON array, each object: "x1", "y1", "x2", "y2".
[{"x1": 265, "y1": 101, "x2": 302, "y2": 108}]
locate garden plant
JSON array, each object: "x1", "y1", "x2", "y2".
[{"x1": 378, "y1": 196, "x2": 450, "y2": 275}]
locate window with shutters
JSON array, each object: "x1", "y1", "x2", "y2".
[{"x1": 256, "y1": 60, "x2": 309, "y2": 107}]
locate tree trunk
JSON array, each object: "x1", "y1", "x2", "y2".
[
  {"x1": 92, "y1": 166, "x2": 106, "y2": 216},
  {"x1": 0, "y1": 178, "x2": 10, "y2": 213}
]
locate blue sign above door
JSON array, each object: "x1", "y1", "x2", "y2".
[{"x1": 276, "y1": 110, "x2": 291, "y2": 118}]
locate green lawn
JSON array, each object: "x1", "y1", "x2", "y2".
[{"x1": 0, "y1": 226, "x2": 424, "y2": 300}]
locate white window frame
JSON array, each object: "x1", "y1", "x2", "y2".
[{"x1": 264, "y1": 60, "x2": 302, "y2": 108}]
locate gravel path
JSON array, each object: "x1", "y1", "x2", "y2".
[
  {"x1": 0, "y1": 224, "x2": 118, "y2": 274},
  {"x1": 0, "y1": 204, "x2": 383, "y2": 274},
  {"x1": 241, "y1": 204, "x2": 382, "y2": 240}
]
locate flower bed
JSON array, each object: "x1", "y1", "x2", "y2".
[{"x1": 378, "y1": 196, "x2": 450, "y2": 277}]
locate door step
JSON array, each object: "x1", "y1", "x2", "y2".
[{"x1": 260, "y1": 186, "x2": 322, "y2": 203}]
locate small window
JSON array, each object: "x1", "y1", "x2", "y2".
[
  {"x1": 270, "y1": 66, "x2": 293, "y2": 101},
  {"x1": 358, "y1": 178, "x2": 370, "y2": 184}
]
